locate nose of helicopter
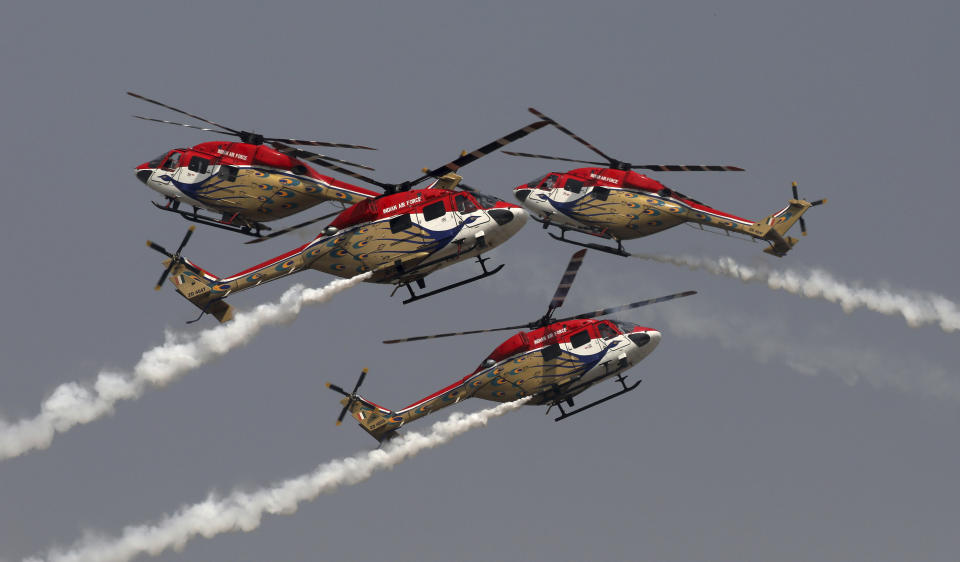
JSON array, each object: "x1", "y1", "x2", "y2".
[
  {"x1": 135, "y1": 162, "x2": 152, "y2": 185},
  {"x1": 627, "y1": 327, "x2": 661, "y2": 362},
  {"x1": 513, "y1": 187, "x2": 531, "y2": 203},
  {"x1": 502, "y1": 204, "x2": 528, "y2": 231},
  {"x1": 484, "y1": 198, "x2": 527, "y2": 225}
]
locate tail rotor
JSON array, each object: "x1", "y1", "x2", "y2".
[
  {"x1": 146, "y1": 226, "x2": 196, "y2": 290},
  {"x1": 327, "y1": 368, "x2": 368, "y2": 426},
  {"x1": 791, "y1": 181, "x2": 827, "y2": 236}
]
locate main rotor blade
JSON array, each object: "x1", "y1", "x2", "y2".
[
  {"x1": 133, "y1": 115, "x2": 234, "y2": 136},
  {"x1": 267, "y1": 142, "x2": 375, "y2": 171},
  {"x1": 244, "y1": 210, "x2": 342, "y2": 245},
  {"x1": 382, "y1": 324, "x2": 528, "y2": 344},
  {"x1": 631, "y1": 164, "x2": 744, "y2": 172},
  {"x1": 501, "y1": 151, "x2": 609, "y2": 166},
  {"x1": 555, "y1": 290, "x2": 698, "y2": 323},
  {"x1": 272, "y1": 143, "x2": 393, "y2": 190},
  {"x1": 385, "y1": 289, "x2": 697, "y2": 344},
  {"x1": 263, "y1": 136, "x2": 376, "y2": 151},
  {"x1": 402, "y1": 120, "x2": 550, "y2": 189},
  {"x1": 127, "y1": 91, "x2": 239, "y2": 135},
  {"x1": 528, "y1": 107, "x2": 619, "y2": 166},
  {"x1": 547, "y1": 250, "x2": 586, "y2": 314}
]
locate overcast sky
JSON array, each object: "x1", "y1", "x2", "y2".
[{"x1": 1, "y1": 1, "x2": 958, "y2": 561}]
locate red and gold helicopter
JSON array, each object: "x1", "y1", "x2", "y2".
[
  {"x1": 507, "y1": 108, "x2": 826, "y2": 257},
  {"x1": 130, "y1": 92, "x2": 381, "y2": 239},
  {"x1": 327, "y1": 250, "x2": 696, "y2": 442},
  {"x1": 147, "y1": 119, "x2": 549, "y2": 323}
]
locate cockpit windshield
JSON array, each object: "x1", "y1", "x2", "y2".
[
  {"x1": 525, "y1": 174, "x2": 549, "y2": 189},
  {"x1": 597, "y1": 322, "x2": 618, "y2": 340},
  {"x1": 472, "y1": 192, "x2": 504, "y2": 209},
  {"x1": 611, "y1": 320, "x2": 638, "y2": 333},
  {"x1": 147, "y1": 152, "x2": 168, "y2": 168}
]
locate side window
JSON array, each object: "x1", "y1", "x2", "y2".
[
  {"x1": 455, "y1": 194, "x2": 478, "y2": 213},
  {"x1": 541, "y1": 343, "x2": 562, "y2": 361},
  {"x1": 422, "y1": 201, "x2": 446, "y2": 222},
  {"x1": 389, "y1": 213, "x2": 412, "y2": 233},
  {"x1": 563, "y1": 179, "x2": 584, "y2": 193},
  {"x1": 218, "y1": 165, "x2": 238, "y2": 181},
  {"x1": 592, "y1": 186, "x2": 609, "y2": 201},
  {"x1": 188, "y1": 156, "x2": 210, "y2": 173},
  {"x1": 598, "y1": 323, "x2": 617, "y2": 340},
  {"x1": 570, "y1": 330, "x2": 591, "y2": 348}
]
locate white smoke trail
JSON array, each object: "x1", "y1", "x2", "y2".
[
  {"x1": 0, "y1": 273, "x2": 372, "y2": 462},
  {"x1": 27, "y1": 397, "x2": 530, "y2": 562},
  {"x1": 635, "y1": 253, "x2": 960, "y2": 333},
  {"x1": 649, "y1": 304, "x2": 960, "y2": 401}
]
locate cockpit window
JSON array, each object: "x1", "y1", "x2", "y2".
[
  {"x1": 472, "y1": 193, "x2": 503, "y2": 209},
  {"x1": 455, "y1": 193, "x2": 478, "y2": 213},
  {"x1": 612, "y1": 320, "x2": 638, "y2": 333},
  {"x1": 541, "y1": 174, "x2": 559, "y2": 190},
  {"x1": 598, "y1": 322, "x2": 618, "y2": 339},
  {"x1": 526, "y1": 174, "x2": 549, "y2": 189}
]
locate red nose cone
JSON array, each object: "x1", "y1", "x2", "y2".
[{"x1": 136, "y1": 162, "x2": 151, "y2": 170}]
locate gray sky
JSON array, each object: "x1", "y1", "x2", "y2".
[{"x1": 1, "y1": 1, "x2": 958, "y2": 560}]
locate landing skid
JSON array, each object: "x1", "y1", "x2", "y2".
[
  {"x1": 531, "y1": 214, "x2": 630, "y2": 257},
  {"x1": 399, "y1": 255, "x2": 504, "y2": 304},
  {"x1": 547, "y1": 231, "x2": 631, "y2": 258},
  {"x1": 552, "y1": 374, "x2": 641, "y2": 421},
  {"x1": 152, "y1": 201, "x2": 268, "y2": 238}
]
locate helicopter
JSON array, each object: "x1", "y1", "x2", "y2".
[
  {"x1": 506, "y1": 108, "x2": 826, "y2": 257},
  {"x1": 327, "y1": 249, "x2": 696, "y2": 442},
  {"x1": 130, "y1": 91, "x2": 381, "y2": 239},
  {"x1": 147, "y1": 118, "x2": 550, "y2": 323}
]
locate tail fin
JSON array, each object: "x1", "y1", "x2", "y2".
[
  {"x1": 337, "y1": 394, "x2": 403, "y2": 443},
  {"x1": 164, "y1": 259, "x2": 235, "y2": 323},
  {"x1": 754, "y1": 183, "x2": 827, "y2": 257},
  {"x1": 327, "y1": 371, "x2": 403, "y2": 443}
]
